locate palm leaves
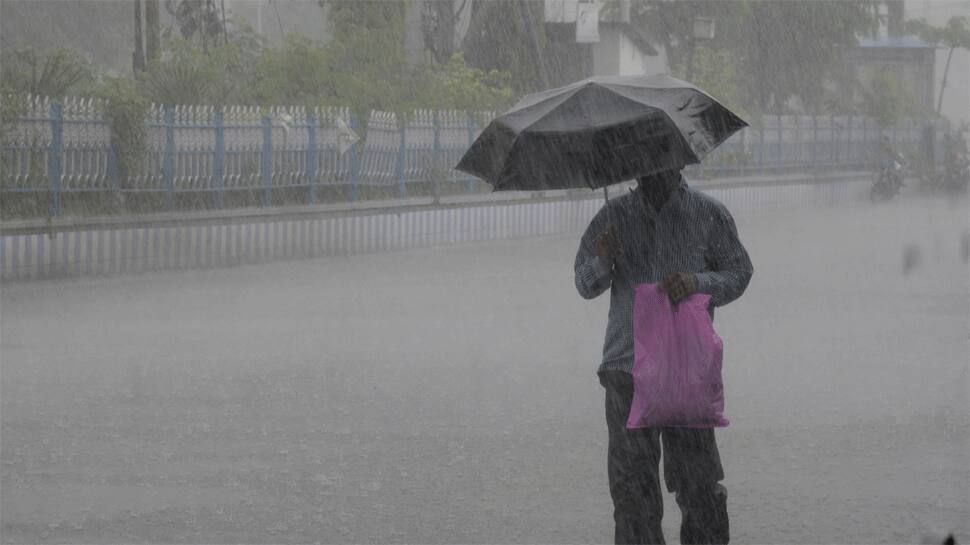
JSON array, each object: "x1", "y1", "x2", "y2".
[{"x1": 139, "y1": 61, "x2": 214, "y2": 106}]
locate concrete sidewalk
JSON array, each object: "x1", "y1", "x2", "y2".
[{"x1": 1, "y1": 170, "x2": 870, "y2": 235}]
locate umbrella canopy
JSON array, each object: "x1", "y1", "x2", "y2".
[{"x1": 456, "y1": 74, "x2": 748, "y2": 191}]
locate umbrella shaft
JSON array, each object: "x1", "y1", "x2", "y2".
[{"x1": 603, "y1": 186, "x2": 612, "y2": 227}]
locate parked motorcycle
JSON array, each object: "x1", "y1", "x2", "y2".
[
  {"x1": 920, "y1": 155, "x2": 970, "y2": 195},
  {"x1": 870, "y1": 159, "x2": 906, "y2": 202},
  {"x1": 942, "y1": 155, "x2": 969, "y2": 194}
]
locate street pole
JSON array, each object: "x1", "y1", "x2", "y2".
[
  {"x1": 937, "y1": 46, "x2": 954, "y2": 116},
  {"x1": 685, "y1": 33, "x2": 696, "y2": 81},
  {"x1": 132, "y1": 0, "x2": 145, "y2": 73},
  {"x1": 518, "y1": 0, "x2": 549, "y2": 89}
]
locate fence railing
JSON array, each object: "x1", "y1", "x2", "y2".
[
  {"x1": 0, "y1": 94, "x2": 948, "y2": 218},
  {"x1": 1, "y1": 172, "x2": 874, "y2": 281}
]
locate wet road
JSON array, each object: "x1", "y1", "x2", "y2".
[{"x1": 2, "y1": 193, "x2": 968, "y2": 544}]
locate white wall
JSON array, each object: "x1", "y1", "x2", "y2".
[
  {"x1": 592, "y1": 27, "x2": 667, "y2": 77},
  {"x1": 906, "y1": 0, "x2": 970, "y2": 125},
  {"x1": 641, "y1": 39, "x2": 669, "y2": 77},
  {"x1": 591, "y1": 28, "x2": 622, "y2": 76},
  {"x1": 618, "y1": 32, "x2": 645, "y2": 75}
]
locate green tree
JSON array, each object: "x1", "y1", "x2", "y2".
[
  {"x1": 420, "y1": 0, "x2": 472, "y2": 65},
  {"x1": 139, "y1": 38, "x2": 219, "y2": 105},
  {"x1": 0, "y1": 47, "x2": 98, "y2": 97},
  {"x1": 97, "y1": 77, "x2": 150, "y2": 184},
  {"x1": 323, "y1": 1, "x2": 410, "y2": 113},
  {"x1": 138, "y1": 23, "x2": 265, "y2": 106},
  {"x1": 633, "y1": 0, "x2": 880, "y2": 115},
  {"x1": 416, "y1": 52, "x2": 514, "y2": 113},
  {"x1": 631, "y1": 0, "x2": 748, "y2": 117},
  {"x1": 632, "y1": 0, "x2": 745, "y2": 81},
  {"x1": 732, "y1": 1, "x2": 880, "y2": 115},
  {"x1": 250, "y1": 34, "x2": 333, "y2": 106},
  {"x1": 461, "y1": 0, "x2": 590, "y2": 95},
  {"x1": 906, "y1": 15, "x2": 970, "y2": 115},
  {"x1": 857, "y1": 69, "x2": 920, "y2": 127}
]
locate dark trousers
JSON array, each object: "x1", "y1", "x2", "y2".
[{"x1": 600, "y1": 371, "x2": 729, "y2": 545}]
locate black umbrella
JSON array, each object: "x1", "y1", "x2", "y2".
[{"x1": 455, "y1": 74, "x2": 747, "y2": 194}]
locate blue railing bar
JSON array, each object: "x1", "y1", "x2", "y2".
[
  {"x1": 48, "y1": 102, "x2": 63, "y2": 217},
  {"x1": 261, "y1": 116, "x2": 272, "y2": 207},
  {"x1": 213, "y1": 110, "x2": 225, "y2": 209},
  {"x1": 307, "y1": 114, "x2": 318, "y2": 204},
  {"x1": 163, "y1": 108, "x2": 175, "y2": 210}
]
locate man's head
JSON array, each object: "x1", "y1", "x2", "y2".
[
  {"x1": 636, "y1": 168, "x2": 683, "y2": 211},
  {"x1": 637, "y1": 168, "x2": 682, "y2": 192}
]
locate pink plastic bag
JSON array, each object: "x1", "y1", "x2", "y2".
[{"x1": 626, "y1": 283, "x2": 729, "y2": 429}]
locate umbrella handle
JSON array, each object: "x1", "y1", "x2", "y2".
[{"x1": 602, "y1": 186, "x2": 614, "y2": 228}]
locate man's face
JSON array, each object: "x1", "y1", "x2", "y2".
[{"x1": 637, "y1": 170, "x2": 679, "y2": 191}]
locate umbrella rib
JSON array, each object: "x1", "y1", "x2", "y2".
[
  {"x1": 594, "y1": 87, "x2": 700, "y2": 164},
  {"x1": 601, "y1": 82, "x2": 748, "y2": 129},
  {"x1": 599, "y1": 86, "x2": 740, "y2": 163},
  {"x1": 506, "y1": 84, "x2": 589, "y2": 121},
  {"x1": 521, "y1": 87, "x2": 660, "y2": 134}
]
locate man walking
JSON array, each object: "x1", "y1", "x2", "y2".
[{"x1": 574, "y1": 168, "x2": 753, "y2": 545}]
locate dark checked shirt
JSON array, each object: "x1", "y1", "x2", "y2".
[{"x1": 574, "y1": 177, "x2": 753, "y2": 375}]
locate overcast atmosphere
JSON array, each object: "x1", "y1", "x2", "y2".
[{"x1": 1, "y1": 1, "x2": 968, "y2": 544}]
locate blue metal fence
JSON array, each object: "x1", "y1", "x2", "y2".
[{"x1": 0, "y1": 95, "x2": 946, "y2": 218}]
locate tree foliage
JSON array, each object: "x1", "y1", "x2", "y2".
[
  {"x1": 249, "y1": 34, "x2": 335, "y2": 106},
  {"x1": 325, "y1": 1, "x2": 409, "y2": 113},
  {"x1": 857, "y1": 69, "x2": 920, "y2": 127},
  {"x1": 633, "y1": 0, "x2": 744, "y2": 78},
  {"x1": 0, "y1": 47, "x2": 98, "y2": 98},
  {"x1": 97, "y1": 77, "x2": 150, "y2": 182},
  {"x1": 420, "y1": 0, "x2": 472, "y2": 65},
  {"x1": 461, "y1": 0, "x2": 541, "y2": 95},
  {"x1": 738, "y1": 0, "x2": 879, "y2": 114},
  {"x1": 906, "y1": 15, "x2": 970, "y2": 50},
  {"x1": 316, "y1": 0, "x2": 514, "y2": 115},
  {"x1": 0, "y1": 0, "x2": 520, "y2": 118},
  {"x1": 461, "y1": 0, "x2": 591, "y2": 94},
  {"x1": 417, "y1": 52, "x2": 514, "y2": 113},
  {"x1": 633, "y1": 0, "x2": 881, "y2": 115},
  {"x1": 139, "y1": 39, "x2": 218, "y2": 105},
  {"x1": 906, "y1": 15, "x2": 970, "y2": 115}
]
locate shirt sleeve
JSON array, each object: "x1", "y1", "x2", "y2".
[
  {"x1": 693, "y1": 203, "x2": 753, "y2": 307},
  {"x1": 574, "y1": 205, "x2": 614, "y2": 300}
]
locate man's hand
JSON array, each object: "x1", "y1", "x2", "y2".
[
  {"x1": 595, "y1": 226, "x2": 623, "y2": 260},
  {"x1": 659, "y1": 272, "x2": 698, "y2": 305}
]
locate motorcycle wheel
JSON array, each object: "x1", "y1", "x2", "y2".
[{"x1": 870, "y1": 184, "x2": 884, "y2": 202}]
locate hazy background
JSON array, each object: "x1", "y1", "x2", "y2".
[{"x1": 2, "y1": 0, "x2": 969, "y2": 543}]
